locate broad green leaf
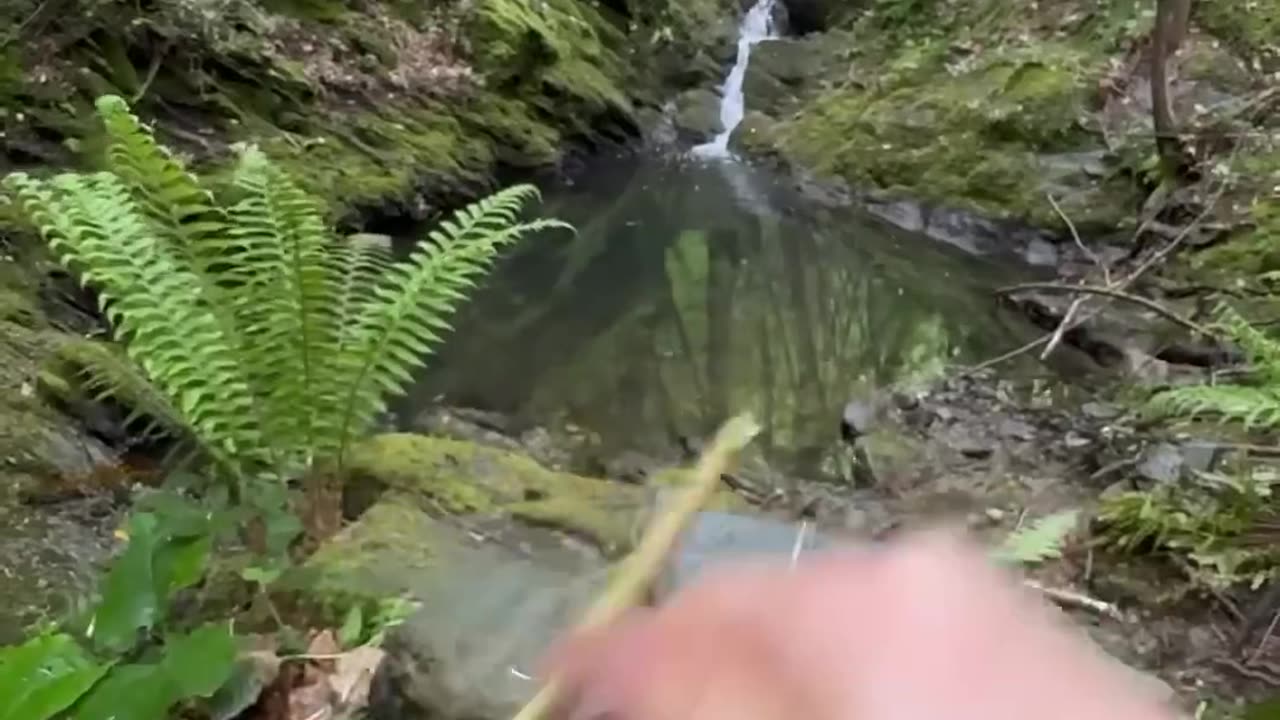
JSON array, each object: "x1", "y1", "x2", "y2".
[
  {"x1": 152, "y1": 534, "x2": 213, "y2": 598},
  {"x1": 161, "y1": 623, "x2": 237, "y2": 698},
  {"x1": 90, "y1": 514, "x2": 160, "y2": 653},
  {"x1": 4, "y1": 664, "x2": 111, "y2": 720},
  {"x1": 339, "y1": 604, "x2": 364, "y2": 649},
  {"x1": 0, "y1": 634, "x2": 105, "y2": 720},
  {"x1": 73, "y1": 665, "x2": 176, "y2": 720}
]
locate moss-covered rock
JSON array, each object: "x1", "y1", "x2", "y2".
[
  {"x1": 342, "y1": 433, "x2": 746, "y2": 554},
  {"x1": 344, "y1": 433, "x2": 651, "y2": 553},
  {"x1": 769, "y1": 41, "x2": 1143, "y2": 229},
  {"x1": 298, "y1": 496, "x2": 608, "y2": 720},
  {"x1": 672, "y1": 88, "x2": 723, "y2": 143}
]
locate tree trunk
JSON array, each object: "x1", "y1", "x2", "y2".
[
  {"x1": 1151, "y1": 0, "x2": 1181, "y2": 174},
  {"x1": 1164, "y1": 0, "x2": 1192, "y2": 57}
]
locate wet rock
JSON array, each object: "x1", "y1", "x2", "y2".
[
  {"x1": 331, "y1": 500, "x2": 837, "y2": 719},
  {"x1": 942, "y1": 425, "x2": 994, "y2": 459},
  {"x1": 840, "y1": 397, "x2": 878, "y2": 441},
  {"x1": 749, "y1": 38, "x2": 814, "y2": 85},
  {"x1": 655, "y1": 49, "x2": 725, "y2": 90},
  {"x1": 672, "y1": 88, "x2": 723, "y2": 143},
  {"x1": 1064, "y1": 431, "x2": 1092, "y2": 449},
  {"x1": 1179, "y1": 440, "x2": 1221, "y2": 474},
  {"x1": 323, "y1": 502, "x2": 609, "y2": 720},
  {"x1": 1023, "y1": 237, "x2": 1059, "y2": 267},
  {"x1": 727, "y1": 111, "x2": 780, "y2": 156},
  {"x1": 998, "y1": 418, "x2": 1037, "y2": 442},
  {"x1": 741, "y1": 69, "x2": 790, "y2": 116},
  {"x1": 1137, "y1": 443, "x2": 1184, "y2": 485},
  {"x1": 1083, "y1": 401, "x2": 1122, "y2": 420},
  {"x1": 655, "y1": 510, "x2": 834, "y2": 599}
]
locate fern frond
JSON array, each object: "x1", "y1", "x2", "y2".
[
  {"x1": 993, "y1": 510, "x2": 1079, "y2": 565},
  {"x1": 224, "y1": 146, "x2": 340, "y2": 464},
  {"x1": 1213, "y1": 302, "x2": 1280, "y2": 385},
  {"x1": 53, "y1": 339, "x2": 187, "y2": 442},
  {"x1": 334, "y1": 184, "x2": 571, "y2": 458},
  {"x1": 1148, "y1": 384, "x2": 1280, "y2": 430},
  {"x1": 4, "y1": 171, "x2": 259, "y2": 466},
  {"x1": 329, "y1": 238, "x2": 395, "y2": 348},
  {"x1": 94, "y1": 96, "x2": 227, "y2": 262}
]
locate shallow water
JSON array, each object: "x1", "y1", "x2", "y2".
[{"x1": 410, "y1": 155, "x2": 1043, "y2": 473}]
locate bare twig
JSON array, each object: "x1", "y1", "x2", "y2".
[
  {"x1": 996, "y1": 282, "x2": 1214, "y2": 337},
  {"x1": 510, "y1": 415, "x2": 761, "y2": 720},
  {"x1": 1048, "y1": 193, "x2": 1111, "y2": 286},
  {"x1": 957, "y1": 335, "x2": 1051, "y2": 376},
  {"x1": 1025, "y1": 580, "x2": 1126, "y2": 622},
  {"x1": 1251, "y1": 608, "x2": 1280, "y2": 665},
  {"x1": 1040, "y1": 295, "x2": 1088, "y2": 360}
]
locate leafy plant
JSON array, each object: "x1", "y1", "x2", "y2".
[
  {"x1": 4, "y1": 94, "x2": 569, "y2": 492},
  {"x1": 0, "y1": 497, "x2": 237, "y2": 720},
  {"x1": 1097, "y1": 470, "x2": 1279, "y2": 589},
  {"x1": 1148, "y1": 303, "x2": 1280, "y2": 430},
  {"x1": 993, "y1": 509, "x2": 1079, "y2": 565}
]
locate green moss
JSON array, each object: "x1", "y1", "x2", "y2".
[
  {"x1": 774, "y1": 41, "x2": 1136, "y2": 227},
  {"x1": 1188, "y1": 144, "x2": 1280, "y2": 281},
  {"x1": 0, "y1": 283, "x2": 38, "y2": 329},
  {"x1": 344, "y1": 434, "x2": 650, "y2": 552},
  {"x1": 1200, "y1": 0, "x2": 1280, "y2": 70},
  {"x1": 298, "y1": 500, "x2": 441, "y2": 598},
  {"x1": 468, "y1": 0, "x2": 632, "y2": 115}
]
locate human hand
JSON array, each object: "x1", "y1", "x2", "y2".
[{"x1": 543, "y1": 528, "x2": 1177, "y2": 720}]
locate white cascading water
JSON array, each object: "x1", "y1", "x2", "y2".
[{"x1": 692, "y1": 0, "x2": 778, "y2": 159}]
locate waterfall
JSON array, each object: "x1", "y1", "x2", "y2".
[{"x1": 692, "y1": 0, "x2": 778, "y2": 159}]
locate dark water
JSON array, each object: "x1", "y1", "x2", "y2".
[{"x1": 409, "y1": 155, "x2": 1042, "y2": 471}]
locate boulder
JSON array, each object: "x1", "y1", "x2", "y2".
[
  {"x1": 305, "y1": 435, "x2": 811, "y2": 720},
  {"x1": 342, "y1": 434, "x2": 652, "y2": 554},
  {"x1": 727, "y1": 110, "x2": 780, "y2": 155},
  {"x1": 313, "y1": 501, "x2": 611, "y2": 720},
  {"x1": 672, "y1": 88, "x2": 724, "y2": 143},
  {"x1": 740, "y1": 38, "x2": 823, "y2": 116},
  {"x1": 750, "y1": 38, "x2": 814, "y2": 85}
]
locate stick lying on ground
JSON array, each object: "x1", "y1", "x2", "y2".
[{"x1": 510, "y1": 413, "x2": 762, "y2": 720}]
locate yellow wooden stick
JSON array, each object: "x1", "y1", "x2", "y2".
[{"x1": 510, "y1": 413, "x2": 762, "y2": 720}]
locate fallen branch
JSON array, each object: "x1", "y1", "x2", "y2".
[
  {"x1": 995, "y1": 282, "x2": 1214, "y2": 337},
  {"x1": 510, "y1": 414, "x2": 761, "y2": 720},
  {"x1": 1025, "y1": 580, "x2": 1126, "y2": 622},
  {"x1": 1040, "y1": 295, "x2": 1088, "y2": 360}
]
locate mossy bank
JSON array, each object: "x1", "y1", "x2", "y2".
[
  {"x1": 0, "y1": 0, "x2": 740, "y2": 221},
  {"x1": 731, "y1": 0, "x2": 1280, "y2": 248}
]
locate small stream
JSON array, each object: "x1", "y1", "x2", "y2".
[
  {"x1": 405, "y1": 0, "x2": 1045, "y2": 476},
  {"x1": 409, "y1": 155, "x2": 1044, "y2": 474}
]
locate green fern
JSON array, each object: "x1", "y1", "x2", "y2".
[
  {"x1": 3, "y1": 94, "x2": 570, "y2": 484},
  {"x1": 1148, "y1": 303, "x2": 1280, "y2": 430},
  {"x1": 993, "y1": 510, "x2": 1079, "y2": 565}
]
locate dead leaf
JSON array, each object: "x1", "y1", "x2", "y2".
[
  {"x1": 289, "y1": 663, "x2": 335, "y2": 720},
  {"x1": 331, "y1": 646, "x2": 385, "y2": 711},
  {"x1": 307, "y1": 629, "x2": 342, "y2": 672}
]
